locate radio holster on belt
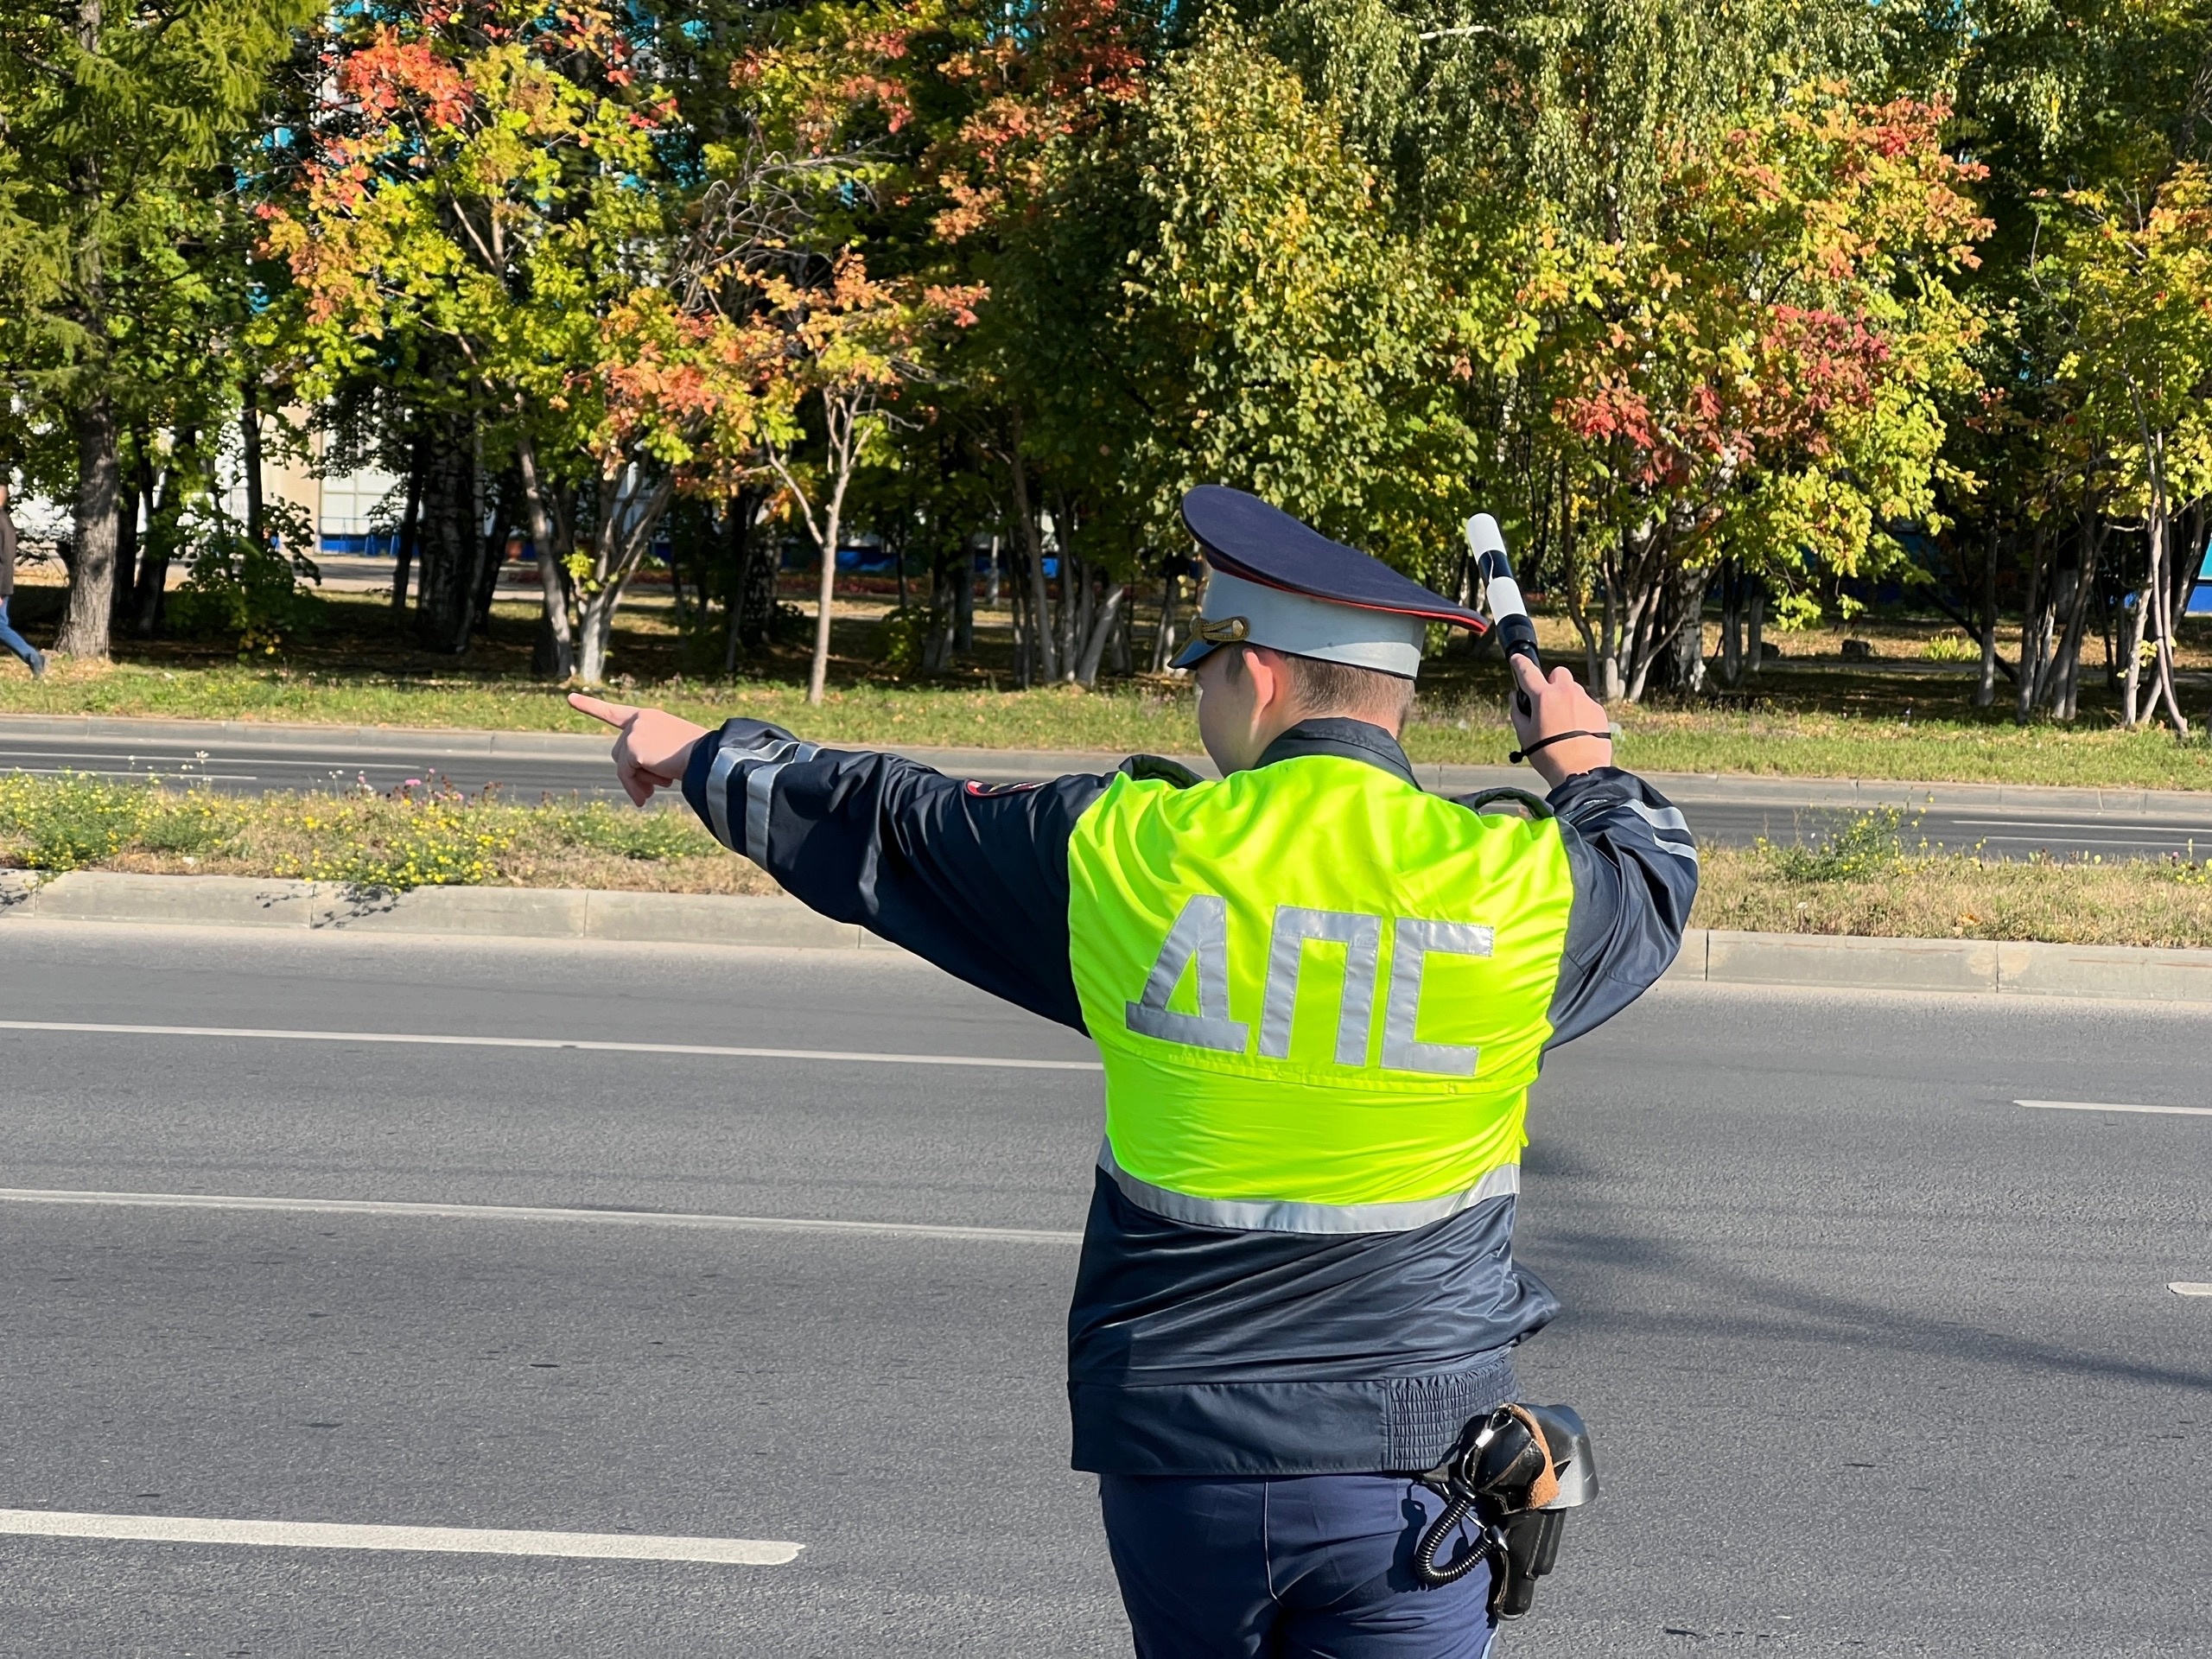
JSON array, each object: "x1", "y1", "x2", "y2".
[{"x1": 1408, "y1": 1402, "x2": 1597, "y2": 1618}]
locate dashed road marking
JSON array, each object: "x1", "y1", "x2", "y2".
[
  {"x1": 0, "y1": 1187, "x2": 1083, "y2": 1244},
  {"x1": 2170, "y1": 1283, "x2": 2212, "y2": 1297},
  {"x1": 2016, "y1": 1100, "x2": 2212, "y2": 1118},
  {"x1": 0, "y1": 1019, "x2": 1101, "y2": 1072},
  {"x1": 0, "y1": 1508, "x2": 803, "y2": 1565}
]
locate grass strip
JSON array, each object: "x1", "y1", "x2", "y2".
[
  {"x1": 6, "y1": 783, "x2": 2212, "y2": 949},
  {"x1": 0, "y1": 772, "x2": 777, "y2": 897}
]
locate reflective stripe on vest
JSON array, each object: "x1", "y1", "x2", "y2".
[{"x1": 1065, "y1": 756, "x2": 1575, "y2": 1229}]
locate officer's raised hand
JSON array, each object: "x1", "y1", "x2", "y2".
[
  {"x1": 569, "y1": 693, "x2": 710, "y2": 805},
  {"x1": 1508, "y1": 657, "x2": 1613, "y2": 788}
]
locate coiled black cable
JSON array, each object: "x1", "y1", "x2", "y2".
[{"x1": 1411, "y1": 1491, "x2": 1498, "y2": 1586}]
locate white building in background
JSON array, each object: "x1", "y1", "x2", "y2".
[
  {"x1": 217, "y1": 422, "x2": 404, "y2": 559},
  {"x1": 11, "y1": 416, "x2": 406, "y2": 565}
]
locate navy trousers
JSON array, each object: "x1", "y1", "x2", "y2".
[{"x1": 1099, "y1": 1474, "x2": 1499, "y2": 1659}]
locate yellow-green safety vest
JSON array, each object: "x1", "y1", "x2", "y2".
[{"x1": 1065, "y1": 754, "x2": 1577, "y2": 1234}]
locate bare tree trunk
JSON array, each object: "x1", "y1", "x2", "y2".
[
  {"x1": 472, "y1": 467, "x2": 516, "y2": 632},
  {"x1": 1151, "y1": 565, "x2": 1182, "y2": 672},
  {"x1": 577, "y1": 587, "x2": 619, "y2": 685},
  {"x1": 955, "y1": 543, "x2": 976, "y2": 658},
  {"x1": 2149, "y1": 505, "x2": 2190, "y2": 734},
  {"x1": 56, "y1": 0, "x2": 116, "y2": 658},
  {"x1": 2120, "y1": 536, "x2": 2151, "y2": 730},
  {"x1": 1562, "y1": 568, "x2": 1602, "y2": 689},
  {"x1": 1974, "y1": 522, "x2": 1999, "y2": 709},
  {"x1": 416, "y1": 410, "x2": 477, "y2": 654},
  {"x1": 1007, "y1": 424, "x2": 1058, "y2": 682},
  {"x1": 2018, "y1": 525, "x2": 2050, "y2": 724},
  {"x1": 1716, "y1": 556, "x2": 1743, "y2": 689},
  {"x1": 113, "y1": 437, "x2": 141, "y2": 617},
  {"x1": 1746, "y1": 579, "x2": 1765, "y2": 677},
  {"x1": 1072, "y1": 583, "x2": 1127, "y2": 687},
  {"x1": 1065, "y1": 550, "x2": 1089, "y2": 682},
  {"x1": 571, "y1": 477, "x2": 677, "y2": 686},
  {"x1": 133, "y1": 424, "x2": 194, "y2": 637},
  {"x1": 56, "y1": 393, "x2": 120, "y2": 658},
  {"x1": 240, "y1": 380, "x2": 265, "y2": 551},
  {"x1": 514, "y1": 433, "x2": 574, "y2": 680},
  {"x1": 392, "y1": 432, "x2": 424, "y2": 613},
  {"x1": 1010, "y1": 539, "x2": 1033, "y2": 687},
  {"x1": 2050, "y1": 524, "x2": 2101, "y2": 722},
  {"x1": 806, "y1": 499, "x2": 842, "y2": 705},
  {"x1": 721, "y1": 491, "x2": 758, "y2": 676}
]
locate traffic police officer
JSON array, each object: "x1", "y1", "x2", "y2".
[{"x1": 574, "y1": 486, "x2": 1696, "y2": 1657}]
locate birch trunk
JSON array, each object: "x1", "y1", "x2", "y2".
[
  {"x1": 1072, "y1": 583, "x2": 1127, "y2": 688},
  {"x1": 515, "y1": 434, "x2": 575, "y2": 681}
]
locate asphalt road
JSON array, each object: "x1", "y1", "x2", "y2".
[
  {"x1": 5, "y1": 721, "x2": 2212, "y2": 857},
  {"x1": 0, "y1": 925, "x2": 2205, "y2": 1656}
]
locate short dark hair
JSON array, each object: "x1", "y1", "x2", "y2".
[{"x1": 1225, "y1": 645, "x2": 1415, "y2": 727}]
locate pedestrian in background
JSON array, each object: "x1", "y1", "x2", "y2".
[{"x1": 0, "y1": 482, "x2": 48, "y2": 679}]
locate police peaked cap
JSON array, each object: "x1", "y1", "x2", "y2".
[{"x1": 1173, "y1": 486, "x2": 1487, "y2": 677}]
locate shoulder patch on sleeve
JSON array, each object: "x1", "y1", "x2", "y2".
[
  {"x1": 1452, "y1": 785, "x2": 1556, "y2": 821},
  {"x1": 1119, "y1": 753, "x2": 1205, "y2": 789}
]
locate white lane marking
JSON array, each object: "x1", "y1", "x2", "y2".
[
  {"x1": 0, "y1": 1188, "x2": 1083, "y2": 1244},
  {"x1": 2171, "y1": 1283, "x2": 2212, "y2": 1297},
  {"x1": 2017, "y1": 1100, "x2": 2212, "y2": 1118},
  {"x1": 0, "y1": 1020, "x2": 1102, "y2": 1073},
  {"x1": 0, "y1": 1508, "x2": 802, "y2": 1565},
  {"x1": 0, "y1": 766, "x2": 260, "y2": 782},
  {"x1": 1952, "y1": 818, "x2": 2212, "y2": 835},
  {"x1": 1970, "y1": 835, "x2": 2203, "y2": 850}
]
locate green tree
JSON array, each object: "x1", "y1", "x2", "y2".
[
  {"x1": 1533, "y1": 86, "x2": 1990, "y2": 700},
  {"x1": 2037, "y1": 166, "x2": 2212, "y2": 733},
  {"x1": 264, "y1": 0, "x2": 776, "y2": 680},
  {"x1": 0, "y1": 0, "x2": 310, "y2": 658}
]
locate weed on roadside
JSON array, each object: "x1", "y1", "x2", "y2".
[
  {"x1": 1764, "y1": 806, "x2": 1919, "y2": 881},
  {"x1": 0, "y1": 772, "x2": 154, "y2": 870},
  {"x1": 539, "y1": 800, "x2": 717, "y2": 861}
]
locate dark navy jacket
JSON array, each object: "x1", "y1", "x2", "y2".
[{"x1": 683, "y1": 718, "x2": 1697, "y2": 1476}]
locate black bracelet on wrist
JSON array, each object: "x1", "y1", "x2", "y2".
[{"x1": 1509, "y1": 728, "x2": 1611, "y2": 765}]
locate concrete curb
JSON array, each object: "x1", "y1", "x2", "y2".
[
  {"x1": 1664, "y1": 928, "x2": 2212, "y2": 1004},
  {"x1": 7, "y1": 869, "x2": 2212, "y2": 1004},
  {"x1": 7, "y1": 714, "x2": 2212, "y2": 821},
  {"x1": 0, "y1": 871, "x2": 899, "y2": 952}
]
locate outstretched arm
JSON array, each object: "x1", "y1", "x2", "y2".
[{"x1": 571, "y1": 694, "x2": 1120, "y2": 1029}]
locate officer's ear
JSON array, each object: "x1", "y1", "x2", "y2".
[{"x1": 1238, "y1": 645, "x2": 1298, "y2": 715}]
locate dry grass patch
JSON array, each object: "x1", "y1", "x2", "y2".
[{"x1": 1697, "y1": 809, "x2": 2212, "y2": 948}]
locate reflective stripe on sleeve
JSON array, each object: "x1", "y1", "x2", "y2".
[
  {"x1": 705, "y1": 743, "x2": 747, "y2": 849},
  {"x1": 703, "y1": 736, "x2": 817, "y2": 856},
  {"x1": 1623, "y1": 798, "x2": 1698, "y2": 862},
  {"x1": 1097, "y1": 1139, "x2": 1520, "y2": 1235}
]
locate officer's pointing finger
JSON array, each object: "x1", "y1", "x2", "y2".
[
  {"x1": 569, "y1": 692, "x2": 638, "y2": 728},
  {"x1": 1509, "y1": 654, "x2": 1547, "y2": 697}
]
